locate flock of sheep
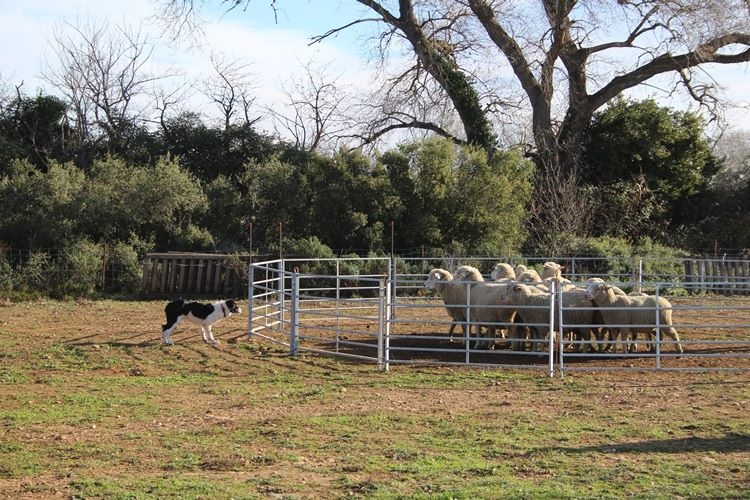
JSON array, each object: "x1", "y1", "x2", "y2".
[{"x1": 424, "y1": 261, "x2": 684, "y2": 355}]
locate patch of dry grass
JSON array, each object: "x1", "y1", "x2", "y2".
[{"x1": 0, "y1": 300, "x2": 748, "y2": 498}]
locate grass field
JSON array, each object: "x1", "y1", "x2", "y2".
[{"x1": 1, "y1": 299, "x2": 749, "y2": 498}]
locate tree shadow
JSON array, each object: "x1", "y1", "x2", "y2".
[{"x1": 560, "y1": 433, "x2": 750, "y2": 454}]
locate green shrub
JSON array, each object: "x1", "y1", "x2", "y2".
[
  {"x1": 21, "y1": 251, "x2": 57, "y2": 295},
  {"x1": 107, "y1": 242, "x2": 142, "y2": 296},
  {"x1": 58, "y1": 240, "x2": 103, "y2": 297}
]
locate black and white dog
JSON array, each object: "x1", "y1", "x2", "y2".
[{"x1": 162, "y1": 298, "x2": 241, "y2": 345}]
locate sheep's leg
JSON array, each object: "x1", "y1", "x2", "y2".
[
  {"x1": 448, "y1": 320, "x2": 462, "y2": 343},
  {"x1": 663, "y1": 327, "x2": 684, "y2": 355},
  {"x1": 628, "y1": 331, "x2": 638, "y2": 353},
  {"x1": 620, "y1": 328, "x2": 632, "y2": 354},
  {"x1": 577, "y1": 328, "x2": 596, "y2": 353},
  {"x1": 601, "y1": 328, "x2": 614, "y2": 352}
]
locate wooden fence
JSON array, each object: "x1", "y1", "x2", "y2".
[
  {"x1": 684, "y1": 256, "x2": 750, "y2": 295},
  {"x1": 141, "y1": 252, "x2": 251, "y2": 298}
]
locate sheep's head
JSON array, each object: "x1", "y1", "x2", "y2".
[
  {"x1": 517, "y1": 270, "x2": 542, "y2": 283},
  {"x1": 424, "y1": 268, "x2": 452, "y2": 289},
  {"x1": 585, "y1": 282, "x2": 608, "y2": 300},
  {"x1": 512, "y1": 283, "x2": 533, "y2": 296},
  {"x1": 513, "y1": 264, "x2": 528, "y2": 276},
  {"x1": 491, "y1": 262, "x2": 516, "y2": 281},
  {"x1": 454, "y1": 265, "x2": 484, "y2": 282},
  {"x1": 541, "y1": 261, "x2": 565, "y2": 280}
]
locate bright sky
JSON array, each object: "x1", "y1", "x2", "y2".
[
  {"x1": 0, "y1": 0, "x2": 374, "y2": 135},
  {"x1": 1, "y1": 0, "x2": 748, "y2": 139}
]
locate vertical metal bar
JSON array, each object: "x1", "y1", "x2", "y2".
[
  {"x1": 377, "y1": 276, "x2": 385, "y2": 371},
  {"x1": 247, "y1": 262, "x2": 255, "y2": 340},
  {"x1": 556, "y1": 281, "x2": 565, "y2": 378},
  {"x1": 464, "y1": 282, "x2": 471, "y2": 364},
  {"x1": 655, "y1": 284, "x2": 661, "y2": 370},
  {"x1": 384, "y1": 273, "x2": 391, "y2": 372},
  {"x1": 389, "y1": 256, "x2": 397, "y2": 320},
  {"x1": 290, "y1": 272, "x2": 299, "y2": 357},
  {"x1": 549, "y1": 281, "x2": 556, "y2": 378},
  {"x1": 570, "y1": 257, "x2": 576, "y2": 281},
  {"x1": 335, "y1": 260, "x2": 341, "y2": 352},
  {"x1": 279, "y1": 260, "x2": 286, "y2": 328}
]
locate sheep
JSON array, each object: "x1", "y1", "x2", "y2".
[
  {"x1": 464, "y1": 281, "x2": 517, "y2": 349},
  {"x1": 517, "y1": 269, "x2": 543, "y2": 283},
  {"x1": 494, "y1": 283, "x2": 554, "y2": 351},
  {"x1": 583, "y1": 278, "x2": 653, "y2": 350},
  {"x1": 424, "y1": 266, "x2": 484, "y2": 339},
  {"x1": 543, "y1": 275, "x2": 576, "y2": 292},
  {"x1": 491, "y1": 262, "x2": 516, "y2": 281},
  {"x1": 513, "y1": 264, "x2": 528, "y2": 278},
  {"x1": 541, "y1": 261, "x2": 565, "y2": 280},
  {"x1": 495, "y1": 283, "x2": 598, "y2": 353},
  {"x1": 585, "y1": 282, "x2": 683, "y2": 355}
]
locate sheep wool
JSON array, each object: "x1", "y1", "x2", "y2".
[
  {"x1": 586, "y1": 283, "x2": 683, "y2": 354},
  {"x1": 491, "y1": 262, "x2": 516, "y2": 281},
  {"x1": 424, "y1": 267, "x2": 483, "y2": 338}
]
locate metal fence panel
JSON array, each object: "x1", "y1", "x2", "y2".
[{"x1": 248, "y1": 257, "x2": 750, "y2": 376}]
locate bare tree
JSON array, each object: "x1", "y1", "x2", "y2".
[
  {"x1": 200, "y1": 52, "x2": 260, "y2": 131},
  {"x1": 158, "y1": 0, "x2": 750, "y2": 243},
  {"x1": 160, "y1": 1, "x2": 749, "y2": 157},
  {"x1": 42, "y1": 18, "x2": 175, "y2": 155},
  {"x1": 712, "y1": 129, "x2": 750, "y2": 187},
  {"x1": 267, "y1": 61, "x2": 350, "y2": 152}
]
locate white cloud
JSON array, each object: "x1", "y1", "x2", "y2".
[{"x1": 2, "y1": 0, "x2": 748, "y2": 137}]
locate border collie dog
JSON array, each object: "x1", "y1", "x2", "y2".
[{"x1": 162, "y1": 298, "x2": 241, "y2": 345}]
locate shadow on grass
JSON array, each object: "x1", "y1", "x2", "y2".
[{"x1": 561, "y1": 433, "x2": 750, "y2": 454}]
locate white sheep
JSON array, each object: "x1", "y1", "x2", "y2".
[
  {"x1": 501, "y1": 283, "x2": 598, "y2": 353},
  {"x1": 541, "y1": 261, "x2": 565, "y2": 280},
  {"x1": 513, "y1": 264, "x2": 528, "y2": 277},
  {"x1": 464, "y1": 281, "x2": 517, "y2": 349},
  {"x1": 517, "y1": 269, "x2": 543, "y2": 283},
  {"x1": 424, "y1": 266, "x2": 483, "y2": 339},
  {"x1": 542, "y1": 275, "x2": 576, "y2": 292},
  {"x1": 490, "y1": 262, "x2": 516, "y2": 281},
  {"x1": 494, "y1": 283, "x2": 552, "y2": 351},
  {"x1": 585, "y1": 282, "x2": 683, "y2": 355}
]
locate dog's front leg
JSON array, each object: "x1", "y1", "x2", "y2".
[
  {"x1": 162, "y1": 318, "x2": 180, "y2": 345},
  {"x1": 200, "y1": 325, "x2": 218, "y2": 345},
  {"x1": 203, "y1": 325, "x2": 218, "y2": 345}
]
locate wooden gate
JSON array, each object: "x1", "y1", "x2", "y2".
[{"x1": 141, "y1": 252, "x2": 250, "y2": 298}]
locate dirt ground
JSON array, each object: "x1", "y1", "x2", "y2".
[{"x1": 1, "y1": 298, "x2": 749, "y2": 498}]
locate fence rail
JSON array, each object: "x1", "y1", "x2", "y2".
[
  {"x1": 141, "y1": 252, "x2": 250, "y2": 298},
  {"x1": 248, "y1": 257, "x2": 750, "y2": 377}
]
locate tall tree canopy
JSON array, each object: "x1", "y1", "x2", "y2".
[
  {"x1": 160, "y1": 1, "x2": 750, "y2": 164},
  {"x1": 582, "y1": 98, "x2": 721, "y2": 242},
  {"x1": 158, "y1": 0, "x2": 750, "y2": 248}
]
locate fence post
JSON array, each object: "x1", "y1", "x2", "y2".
[
  {"x1": 247, "y1": 262, "x2": 255, "y2": 340},
  {"x1": 549, "y1": 280, "x2": 556, "y2": 378},
  {"x1": 389, "y1": 256, "x2": 397, "y2": 320},
  {"x1": 464, "y1": 282, "x2": 472, "y2": 364},
  {"x1": 290, "y1": 272, "x2": 299, "y2": 357},
  {"x1": 633, "y1": 256, "x2": 643, "y2": 293},
  {"x1": 654, "y1": 284, "x2": 661, "y2": 370},
  {"x1": 377, "y1": 276, "x2": 390, "y2": 372}
]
